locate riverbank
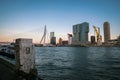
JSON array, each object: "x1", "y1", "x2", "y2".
[
  {"x1": 0, "y1": 58, "x2": 16, "y2": 80},
  {"x1": 0, "y1": 57, "x2": 43, "y2": 80}
]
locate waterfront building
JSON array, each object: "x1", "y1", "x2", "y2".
[
  {"x1": 62, "y1": 40, "x2": 68, "y2": 46},
  {"x1": 50, "y1": 32, "x2": 54, "y2": 39},
  {"x1": 0, "y1": 42, "x2": 11, "y2": 46},
  {"x1": 73, "y1": 22, "x2": 89, "y2": 44},
  {"x1": 58, "y1": 38, "x2": 63, "y2": 46},
  {"x1": 103, "y1": 22, "x2": 111, "y2": 43},
  {"x1": 68, "y1": 34, "x2": 73, "y2": 45},
  {"x1": 50, "y1": 32, "x2": 56, "y2": 45},
  {"x1": 117, "y1": 35, "x2": 120, "y2": 46},
  {"x1": 91, "y1": 36, "x2": 95, "y2": 44},
  {"x1": 50, "y1": 37, "x2": 56, "y2": 45}
]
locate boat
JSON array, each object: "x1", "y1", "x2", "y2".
[{"x1": 0, "y1": 45, "x2": 15, "y2": 59}]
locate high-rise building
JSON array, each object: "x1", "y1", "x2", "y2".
[
  {"x1": 50, "y1": 32, "x2": 56, "y2": 45},
  {"x1": 73, "y1": 22, "x2": 89, "y2": 43},
  {"x1": 91, "y1": 36, "x2": 95, "y2": 44},
  {"x1": 103, "y1": 22, "x2": 111, "y2": 43},
  {"x1": 51, "y1": 37, "x2": 56, "y2": 45},
  {"x1": 68, "y1": 34, "x2": 72, "y2": 45},
  {"x1": 50, "y1": 32, "x2": 54, "y2": 39}
]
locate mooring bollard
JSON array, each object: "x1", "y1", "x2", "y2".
[{"x1": 15, "y1": 38, "x2": 37, "y2": 80}]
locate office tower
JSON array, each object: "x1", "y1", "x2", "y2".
[
  {"x1": 50, "y1": 32, "x2": 54, "y2": 39},
  {"x1": 51, "y1": 37, "x2": 56, "y2": 45},
  {"x1": 50, "y1": 32, "x2": 56, "y2": 45},
  {"x1": 73, "y1": 22, "x2": 89, "y2": 43},
  {"x1": 91, "y1": 36, "x2": 95, "y2": 44},
  {"x1": 68, "y1": 34, "x2": 72, "y2": 45},
  {"x1": 103, "y1": 22, "x2": 111, "y2": 43}
]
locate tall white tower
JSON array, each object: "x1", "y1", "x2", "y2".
[{"x1": 68, "y1": 34, "x2": 73, "y2": 45}]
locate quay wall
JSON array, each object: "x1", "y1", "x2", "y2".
[
  {"x1": 0, "y1": 38, "x2": 43, "y2": 80},
  {"x1": 0, "y1": 58, "x2": 16, "y2": 80}
]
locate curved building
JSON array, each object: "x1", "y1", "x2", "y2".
[{"x1": 103, "y1": 22, "x2": 111, "y2": 43}]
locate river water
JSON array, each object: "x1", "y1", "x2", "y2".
[{"x1": 35, "y1": 47, "x2": 120, "y2": 80}]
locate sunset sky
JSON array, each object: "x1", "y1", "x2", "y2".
[{"x1": 0, "y1": 0, "x2": 120, "y2": 43}]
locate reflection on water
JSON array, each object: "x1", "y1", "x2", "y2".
[{"x1": 35, "y1": 47, "x2": 120, "y2": 80}]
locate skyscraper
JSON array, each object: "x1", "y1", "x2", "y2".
[
  {"x1": 68, "y1": 34, "x2": 72, "y2": 45},
  {"x1": 73, "y1": 22, "x2": 89, "y2": 43},
  {"x1": 50, "y1": 32, "x2": 54, "y2": 39},
  {"x1": 91, "y1": 36, "x2": 95, "y2": 44},
  {"x1": 50, "y1": 32, "x2": 56, "y2": 45},
  {"x1": 103, "y1": 22, "x2": 111, "y2": 43},
  {"x1": 50, "y1": 37, "x2": 56, "y2": 45}
]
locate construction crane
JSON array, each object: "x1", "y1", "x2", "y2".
[{"x1": 93, "y1": 26, "x2": 102, "y2": 46}]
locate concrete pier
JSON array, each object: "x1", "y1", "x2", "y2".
[
  {"x1": 0, "y1": 38, "x2": 43, "y2": 80},
  {"x1": 0, "y1": 58, "x2": 16, "y2": 80}
]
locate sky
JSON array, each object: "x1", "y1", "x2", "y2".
[{"x1": 0, "y1": 0, "x2": 120, "y2": 43}]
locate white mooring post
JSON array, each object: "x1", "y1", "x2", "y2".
[{"x1": 15, "y1": 38, "x2": 36, "y2": 76}]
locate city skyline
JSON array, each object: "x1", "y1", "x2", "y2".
[{"x1": 0, "y1": 0, "x2": 120, "y2": 43}]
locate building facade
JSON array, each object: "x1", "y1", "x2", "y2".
[
  {"x1": 62, "y1": 41, "x2": 68, "y2": 46},
  {"x1": 117, "y1": 35, "x2": 120, "y2": 46},
  {"x1": 50, "y1": 37, "x2": 56, "y2": 45},
  {"x1": 58, "y1": 38, "x2": 63, "y2": 46},
  {"x1": 50, "y1": 32, "x2": 56, "y2": 45},
  {"x1": 73, "y1": 22, "x2": 89, "y2": 43},
  {"x1": 91, "y1": 36, "x2": 95, "y2": 44},
  {"x1": 50, "y1": 32, "x2": 54, "y2": 39},
  {"x1": 103, "y1": 22, "x2": 111, "y2": 43},
  {"x1": 68, "y1": 34, "x2": 73, "y2": 45}
]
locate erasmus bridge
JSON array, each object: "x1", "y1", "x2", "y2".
[
  {"x1": 3, "y1": 25, "x2": 49, "y2": 45},
  {"x1": 39, "y1": 25, "x2": 50, "y2": 46}
]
